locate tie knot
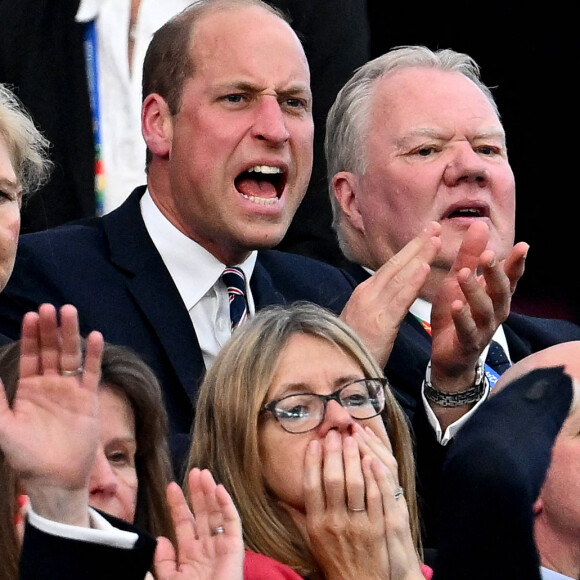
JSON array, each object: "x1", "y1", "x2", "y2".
[
  {"x1": 221, "y1": 266, "x2": 246, "y2": 295},
  {"x1": 221, "y1": 267, "x2": 247, "y2": 330}
]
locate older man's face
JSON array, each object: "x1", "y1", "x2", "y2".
[{"x1": 351, "y1": 67, "x2": 515, "y2": 280}]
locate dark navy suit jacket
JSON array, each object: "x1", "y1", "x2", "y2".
[{"x1": 0, "y1": 187, "x2": 356, "y2": 475}]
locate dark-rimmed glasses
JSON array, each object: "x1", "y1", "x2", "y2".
[{"x1": 261, "y1": 378, "x2": 387, "y2": 434}]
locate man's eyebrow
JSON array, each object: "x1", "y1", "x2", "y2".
[
  {"x1": 395, "y1": 127, "x2": 507, "y2": 148},
  {"x1": 394, "y1": 128, "x2": 445, "y2": 148},
  {"x1": 216, "y1": 80, "x2": 311, "y2": 98}
]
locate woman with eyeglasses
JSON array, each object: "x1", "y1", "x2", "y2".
[{"x1": 188, "y1": 302, "x2": 432, "y2": 579}]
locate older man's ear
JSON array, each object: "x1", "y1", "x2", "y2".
[{"x1": 332, "y1": 172, "x2": 366, "y2": 235}]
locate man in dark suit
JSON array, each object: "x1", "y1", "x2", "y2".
[
  {"x1": 0, "y1": 0, "x2": 432, "y2": 476},
  {"x1": 324, "y1": 45, "x2": 580, "y2": 547}
]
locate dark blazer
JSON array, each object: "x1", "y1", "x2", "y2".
[
  {"x1": 19, "y1": 512, "x2": 156, "y2": 580},
  {"x1": 345, "y1": 263, "x2": 580, "y2": 548},
  {"x1": 432, "y1": 366, "x2": 573, "y2": 580},
  {"x1": 0, "y1": 187, "x2": 356, "y2": 475}
]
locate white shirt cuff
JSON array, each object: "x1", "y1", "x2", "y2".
[
  {"x1": 422, "y1": 377, "x2": 490, "y2": 445},
  {"x1": 27, "y1": 504, "x2": 139, "y2": 549}
]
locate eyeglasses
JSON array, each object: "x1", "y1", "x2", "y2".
[{"x1": 261, "y1": 378, "x2": 387, "y2": 434}]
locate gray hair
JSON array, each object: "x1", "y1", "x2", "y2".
[
  {"x1": 0, "y1": 83, "x2": 52, "y2": 197},
  {"x1": 325, "y1": 45, "x2": 499, "y2": 247}
]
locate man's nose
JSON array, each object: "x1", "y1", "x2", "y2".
[
  {"x1": 443, "y1": 145, "x2": 490, "y2": 187},
  {"x1": 251, "y1": 96, "x2": 290, "y2": 145}
]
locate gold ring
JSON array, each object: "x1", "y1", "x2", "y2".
[{"x1": 60, "y1": 367, "x2": 83, "y2": 377}]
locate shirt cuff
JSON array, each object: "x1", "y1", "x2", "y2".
[
  {"x1": 422, "y1": 376, "x2": 490, "y2": 445},
  {"x1": 27, "y1": 504, "x2": 139, "y2": 549}
]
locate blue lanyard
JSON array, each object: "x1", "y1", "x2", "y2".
[{"x1": 83, "y1": 20, "x2": 105, "y2": 215}]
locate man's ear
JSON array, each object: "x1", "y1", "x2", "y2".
[
  {"x1": 141, "y1": 94, "x2": 173, "y2": 159},
  {"x1": 533, "y1": 497, "x2": 544, "y2": 517},
  {"x1": 332, "y1": 171, "x2": 365, "y2": 234}
]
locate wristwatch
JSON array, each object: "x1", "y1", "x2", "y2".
[{"x1": 423, "y1": 359, "x2": 487, "y2": 407}]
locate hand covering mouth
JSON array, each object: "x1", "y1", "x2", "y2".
[{"x1": 234, "y1": 165, "x2": 286, "y2": 205}]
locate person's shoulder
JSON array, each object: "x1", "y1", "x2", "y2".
[
  {"x1": 18, "y1": 216, "x2": 104, "y2": 247},
  {"x1": 506, "y1": 311, "x2": 580, "y2": 344},
  {"x1": 257, "y1": 249, "x2": 355, "y2": 281},
  {"x1": 254, "y1": 250, "x2": 355, "y2": 313}
]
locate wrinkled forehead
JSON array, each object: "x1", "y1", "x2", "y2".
[{"x1": 369, "y1": 67, "x2": 501, "y2": 134}]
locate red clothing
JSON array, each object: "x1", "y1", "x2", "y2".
[
  {"x1": 244, "y1": 550, "x2": 433, "y2": 579},
  {"x1": 244, "y1": 551, "x2": 303, "y2": 579}
]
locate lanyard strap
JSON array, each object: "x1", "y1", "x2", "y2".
[
  {"x1": 414, "y1": 314, "x2": 500, "y2": 389},
  {"x1": 83, "y1": 20, "x2": 105, "y2": 215}
]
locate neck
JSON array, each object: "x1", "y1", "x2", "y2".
[{"x1": 535, "y1": 516, "x2": 580, "y2": 579}]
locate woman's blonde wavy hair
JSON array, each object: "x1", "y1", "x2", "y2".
[{"x1": 188, "y1": 302, "x2": 420, "y2": 578}]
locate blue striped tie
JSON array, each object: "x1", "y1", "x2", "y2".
[{"x1": 221, "y1": 267, "x2": 248, "y2": 330}]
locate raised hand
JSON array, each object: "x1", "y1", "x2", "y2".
[
  {"x1": 154, "y1": 468, "x2": 244, "y2": 580},
  {"x1": 341, "y1": 222, "x2": 441, "y2": 366},
  {"x1": 430, "y1": 222, "x2": 527, "y2": 387},
  {"x1": 0, "y1": 303, "x2": 104, "y2": 524}
]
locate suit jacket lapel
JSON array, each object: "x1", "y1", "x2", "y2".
[
  {"x1": 250, "y1": 256, "x2": 288, "y2": 308},
  {"x1": 102, "y1": 187, "x2": 206, "y2": 400}
]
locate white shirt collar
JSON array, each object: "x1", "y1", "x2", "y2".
[
  {"x1": 540, "y1": 566, "x2": 575, "y2": 580},
  {"x1": 140, "y1": 190, "x2": 257, "y2": 311},
  {"x1": 75, "y1": 0, "x2": 102, "y2": 22}
]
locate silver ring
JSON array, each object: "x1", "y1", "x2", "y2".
[
  {"x1": 348, "y1": 507, "x2": 366, "y2": 512},
  {"x1": 211, "y1": 525, "x2": 225, "y2": 535},
  {"x1": 394, "y1": 486, "x2": 404, "y2": 501},
  {"x1": 60, "y1": 367, "x2": 83, "y2": 377}
]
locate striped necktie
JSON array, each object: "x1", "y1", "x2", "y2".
[
  {"x1": 221, "y1": 267, "x2": 248, "y2": 330},
  {"x1": 485, "y1": 340, "x2": 511, "y2": 375}
]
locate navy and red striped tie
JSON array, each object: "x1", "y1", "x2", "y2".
[{"x1": 221, "y1": 267, "x2": 248, "y2": 330}]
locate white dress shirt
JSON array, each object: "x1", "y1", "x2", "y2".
[
  {"x1": 140, "y1": 191, "x2": 257, "y2": 370},
  {"x1": 75, "y1": 0, "x2": 194, "y2": 214}
]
